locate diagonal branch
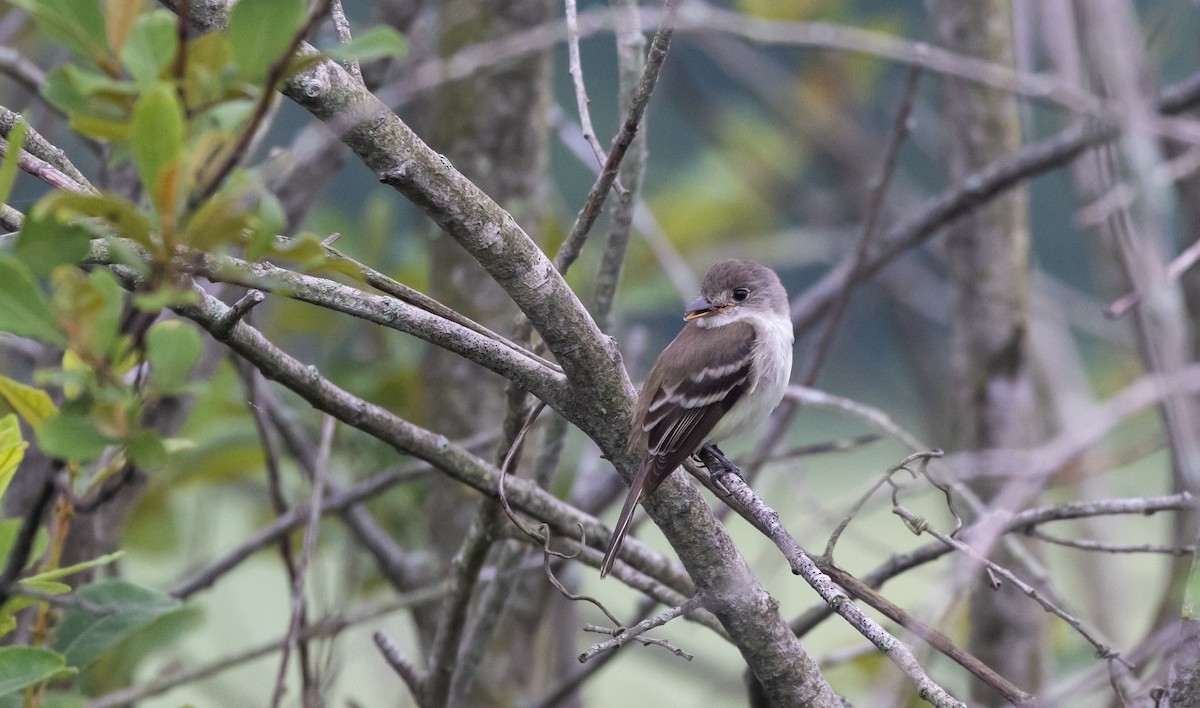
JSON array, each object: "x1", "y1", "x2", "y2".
[{"x1": 790, "y1": 71, "x2": 1200, "y2": 333}]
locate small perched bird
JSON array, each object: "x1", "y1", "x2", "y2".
[{"x1": 600, "y1": 260, "x2": 794, "y2": 578}]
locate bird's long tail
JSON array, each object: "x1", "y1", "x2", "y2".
[{"x1": 600, "y1": 460, "x2": 660, "y2": 578}]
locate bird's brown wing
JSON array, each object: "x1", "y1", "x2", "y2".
[
  {"x1": 600, "y1": 321, "x2": 755, "y2": 577},
  {"x1": 636, "y1": 320, "x2": 756, "y2": 495}
]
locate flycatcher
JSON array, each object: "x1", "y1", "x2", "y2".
[{"x1": 601, "y1": 259, "x2": 794, "y2": 578}]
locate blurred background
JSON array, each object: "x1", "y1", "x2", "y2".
[{"x1": 3, "y1": 0, "x2": 1200, "y2": 706}]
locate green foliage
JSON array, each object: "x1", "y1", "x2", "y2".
[
  {"x1": 7, "y1": 0, "x2": 108, "y2": 70},
  {"x1": 0, "y1": 376, "x2": 58, "y2": 430},
  {"x1": 0, "y1": 118, "x2": 26, "y2": 206},
  {"x1": 0, "y1": 257, "x2": 66, "y2": 347},
  {"x1": 51, "y1": 268, "x2": 126, "y2": 363},
  {"x1": 120, "y1": 9, "x2": 177, "y2": 85},
  {"x1": 144, "y1": 320, "x2": 201, "y2": 394},
  {"x1": 130, "y1": 82, "x2": 185, "y2": 219},
  {"x1": 11, "y1": 208, "x2": 94, "y2": 277},
  {"x1": 42, "y1": 65, "x2": 139, "y2": 141},
  {"x1": 27, "y1": 553, "x2": 123, "y2": 585},
  {"x1": 0, "y1": 647, "x2": 75, "y2": 697},
  {"x1": 0, "y1": 520, "x2": 48, "y2": 588},
  {"x1": 37, "y1": 406, "x2": 113, "y2": 463},
  {"x1": 227, "y1": 0, "x2": 305, "y2": 82},
  {"x1": 53, "y1": 580, "x2": 190, "y2": 672},
  {"x1": 325, "y1": 25, "x2": 408, "y2": 63},
  {"x1": 0, "y1": 415, "x2": 27, "y2": 501}
]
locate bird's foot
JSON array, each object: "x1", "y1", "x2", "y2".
[{"x1": 699, "y1": 444, "x2": 742, "y2": 495}]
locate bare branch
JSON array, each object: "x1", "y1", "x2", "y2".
[
  {"x1": 0, "y1": 47, "x2": 46, "y2": 94},
  {"x1": 698, "y1": 448, "x2": 967, "y2": 708},
  {"x1": 328, "y1": 0, "x2": 362, "y2": 84},
  {"x1": 791, "y1": 71, "x2": 1200, "y2": 332},
  {"x1": 86, "y1": 584, "x2": 448, "y2": 708},
  {"x1": 190, "y1": 0, "x2": 334, "y2": 207},
  {"x1": 0, "y1": 107, "x2": 94, "y2": 190},
  {"x1": 798, "y1": 66, "x2": 921, "y2": 386},
  {"x1": 893, "y1": 504, "x2": 1130, "y2": 669},
  {"x1": 579, "y1": 594, "x2": 703, "y2": 662},
  {"x1": 211, "y1": 289, "x2": 265, "y2": 338},
  {"x1": 564, "y1": 0, "x2": 610, "y2": 170},
  {"x1": 553, "y1": 0, "x2": 680, "y2": 274},
  {"x1": 373, "y1": 631, "x2": 425, "y2": 703},
  {"x1": 1024, "y1": 528, "x2": 1193, "y2": 556}
]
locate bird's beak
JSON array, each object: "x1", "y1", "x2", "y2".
[{"x1": 684, "y1": 296, "x2": 730, "y2": 321}]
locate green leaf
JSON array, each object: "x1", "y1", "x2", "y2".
[
  {"x1": 0, "y1": 119, "x2": 26, "y2": 206},
  {"x1": 12, "y1": 209, "x2": 93, "y2": 277},
  {"x1": 130, "y1": 285, "x2": 198, "y2": 312},
  {"x1": 145, "y1": 320, "x2": 201, "y2": 393},
  {"x1": 0, "y1": 647, "x2": 74, "y2": 696},
  {"x1": 227, "y1": 0, "x2": 305, "y2": 82},
  {"x1": 121, "y1": 10, "x2": 177, "y2": 85},
  {"x1": 181, "y1": 191, "x2": 253, "y2": 250},
  {"x1": 15, "y1": 579, "x2": 71, "y2": 597},
  {"x1": 125, "y1": 430, "x2": 166, "y2": 467},
  {"x1": 245, "y1": 188, "x2": 285, "y2": 259},
  {"x1": 52, "y1": 268, "x2": 125, "y2": 360},
  {"x1": 36, "y1": 190, "x2": 152, "y2": 250},
  {"x1": 129, "y1": 82, "x2": 183, "y2": 213},
  {"x1": 0, "y1": 416, "x2": 26, "y2": 501},
  {"x1": 24, "y1": 551, "x2": 122, "y2": 583},
  {"x1": 104, "y1": 0, "x2": 144, "y2": 59},
  {"x1": 7, "y1": 0, "x2": 107, "y2": 65},
  {"x1": 325, "y1": 26, "x2": 407, "y2": 63},
  {"x1": 41, "y1": 65, "x2": 137, "y2": 135},
  {"x1": 37, "y1": 410, "x2": 112, "y2": 462},
  {"x1": 0, "y1": 257, "x2": 66, "y2": 346},
  {"x1": 53, "y1": 580, "x2": 181, "y2": 669},
  {"x1": 0, "y1": 376, "x2": 57, "y2": 430}
]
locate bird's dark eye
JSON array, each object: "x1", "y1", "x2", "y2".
[{"x1": 732, "y1": 288, "x2": 750, "y2": 302}]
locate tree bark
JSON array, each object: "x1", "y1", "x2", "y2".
[
  {"x1": 420, "y1": 1, "x2": 561, "y2": 704},
  {"x1": 928, "y1": 1, "x2": 1044, "y2": 703}
]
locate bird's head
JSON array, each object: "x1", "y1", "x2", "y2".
[{"x1": 684, "y1": 259, "x2": 789, "y2": 326}]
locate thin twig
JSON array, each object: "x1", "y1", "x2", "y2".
[
  {"x1": 893, "y1": 504, "x2": 1131, "y2": 669},
  {"x1": 0, "y1": 107, "x2": 94, "y2": 189},
  {"x1": 190, "y1": 0, "x2": 334, "y2": 207},
  {"x1": 321, "y1": 241, "x2": 561, "y2": 373},
  {"x1": 553, "y1": 0, "x2": 680, "y2": 274},
  {"x1": 1106, "y1": 233, "x2": 1200, "y2": 318},
  {"x1": 565, "y1": 0, "x2": 613, "y2": 172},
  {"x1": 272, "y1": 415, "x2": 334, "y2": 707},
  {"x1": 588, "y1": 0, "x2": 648, "y2": 331},
  {"x1": 0, "y1": 202, "x2": 23, "y2": 231},
  {"x1": 173, "y1": 0, "x2": 189, "y2": 81},
  {"x1": 790, "y1": 71, "x2": 1200, "y2": 332},
  {"x1": 169, "y1": 456, "x2": 436, "y2": 599},
  {"x1": 822, "y1": 450, "x2": 943, "y2": 563},
  {"x1": 579, "y1": 594, "x2": 702, "y2": 662},
  {"x1": 496, "y1": 402, "x2": 550, "y2": 542},
  {"x1": 0, "y1": 46, "x2": 46, "y2": 94},
  {"x1": 0, "y1": 476, "x2": 57, "y2": 608},
  {"x1": 328, "y1": 0, "x2": 363, "y2": 84},
  {"x1": 246, "y1": 360, "x2": 310, "y2": 708},
  {"x1": 798, "y1": 66, "x2": 921, "y2": 386},
  {"x1": 697, "y1": 448, "x2": 967, "y2": 708},
  {"x1": 384, "y1": 4, "x2": 1100, "y2": 114},
  {"x1": 424, "y1": 508, "x2": 497, "y2": 708},
  {"x1": 86, "y1": 584, "x2": 449, "y2": 708},
  {"x1": 1024, "y1": 528, "x2": 1193, "y2": 556},
  {"x1": 0, "y1": 138, "x2": 92, "y2": 193},
  {"x1": 211, "y1": 289, "x2": 265, "y2": 338},
  {"x1": 372, "y1": 631, "x2": 424, "y2": 703}
]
